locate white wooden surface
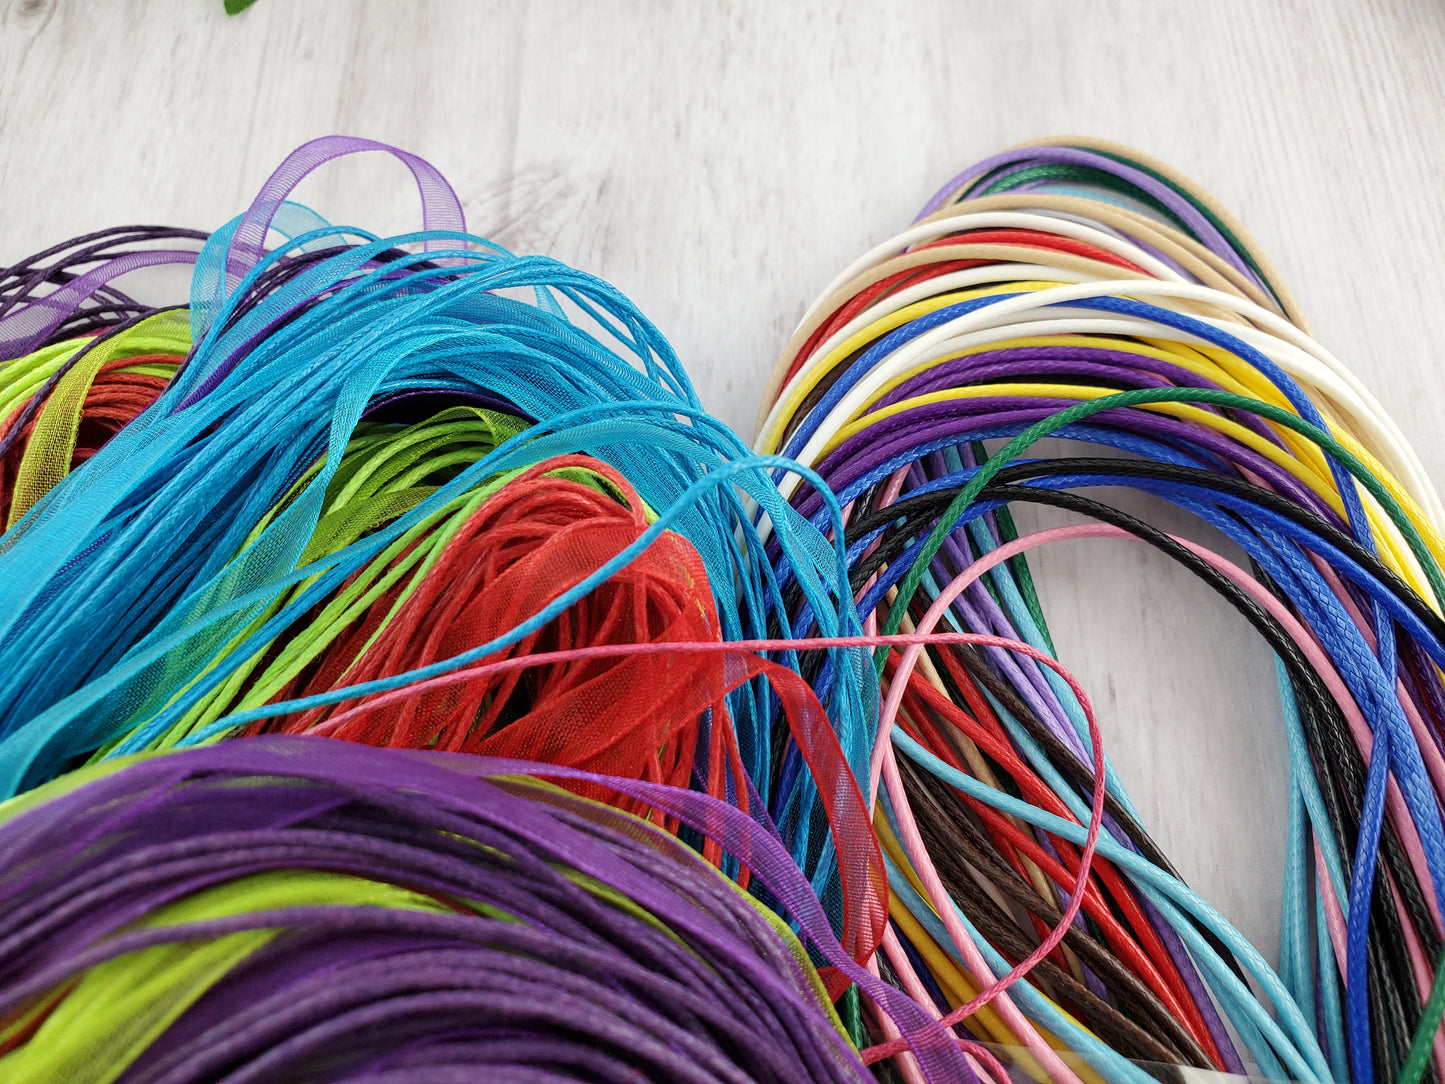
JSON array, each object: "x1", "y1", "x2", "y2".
[{"x1": 5, "y1": 0, "x2": 1445, "y2": 963}]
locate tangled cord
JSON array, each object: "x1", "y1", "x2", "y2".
[
  {"x1": 758, "y1": 138, "x2": 1445, "y2": 1084},
  {"x1": 4, "y1": 134, "x2": 1445, "y2": 1084}
]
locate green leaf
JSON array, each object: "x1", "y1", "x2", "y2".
[{"x1": 225, "y1": 0, "x2": 259, "y2": 14}]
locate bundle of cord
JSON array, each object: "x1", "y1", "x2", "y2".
[
  {"x1": 0, "y1": 736, "x2": 927, "y2": 1084},
  {"x1": 757, "y1": 138, "x2": 1445, "y2": 1084},
  {"x1": 0, "y1": 139, "x2": 879, "y2": 920}
]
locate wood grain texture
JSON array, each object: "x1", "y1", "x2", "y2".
[{"x1": 4, "y1": 0, "x2": 1445, "y2": 964}]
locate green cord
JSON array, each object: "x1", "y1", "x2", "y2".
[
  {"x1": 972, "y1": 440, "x2": 1056, "y2": 657},
  {"x1": 1399, "y1": 943, "x2": 1445, "y2": 1084},
  {"x1": 839, "y1": 982, "x2": 865, "y2": 1047}
]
